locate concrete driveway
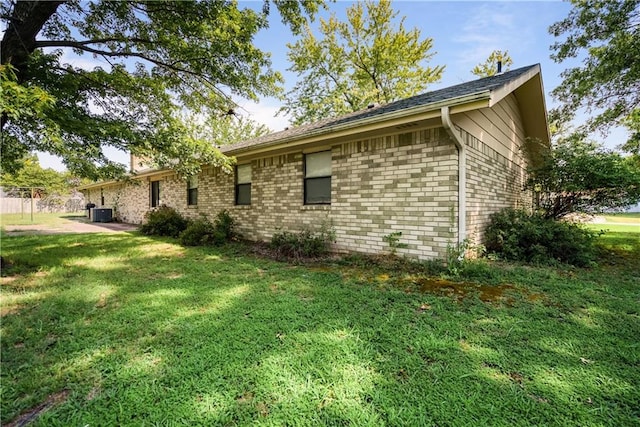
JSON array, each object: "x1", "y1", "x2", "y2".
[{"x1": 2, "y1": 216, "x2": 138, "y2": 236}]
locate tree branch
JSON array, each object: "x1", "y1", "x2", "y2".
[{"x1": 34, "y1": 38, "x2": 157, "y2": 48}]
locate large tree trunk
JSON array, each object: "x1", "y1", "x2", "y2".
[
  {"x1": 1, "y1": 0, "x2": 64, "y2": 77},
  {"x1": 1, "y1": 0, "x2": 64, "y2": 129}
]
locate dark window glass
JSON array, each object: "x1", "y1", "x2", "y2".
[
  {"x1": 304, "y1": 151, "x2": 331, "y2": 205},
  {"x1": 151, "y1": 181, "x2": 160, "y2": 207},
  {"x1": 236, "y1": 183, "x2": 251, "y2": 205},
  {"x1": 187, "y1": 176, "x2": 198, "y2": 206},
  {"x1": 304, "y1": 177, "x2": 331, "y2": 204},
  {"x1": 236, "y1": 164, "x2": 251, "y2": 205},
  {"x1": 187, "y1": 188, "x2": 198, "y2": 205}
]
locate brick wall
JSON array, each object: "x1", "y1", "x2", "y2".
[
  {"x1": 91, "y1": 127, "x2": 461, "y2": 259},
  {"x1": 89, "y1": 121, "x2": 532, "y2": 260},
  {"x1": 463, "y1": 128, "x2": 531, "y2": 246}
]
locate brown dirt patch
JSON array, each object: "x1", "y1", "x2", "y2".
[
  {"x1": 3, "y1": 218, "x2": 137, "y2": 236},
  {"x1": 5, "y1": 389, "x2": 70, "y2": 427}
]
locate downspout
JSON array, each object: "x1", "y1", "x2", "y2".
[{"x1": 440, "y1": 106, "x2": 466, "y2": 246}]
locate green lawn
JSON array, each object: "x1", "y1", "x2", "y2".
[
  {"x1": 1, "y1": 230, "x2": 639, "y2": 426},
  {"x1": 1, "y1": 212, "x2": 86, "y2": 228}
]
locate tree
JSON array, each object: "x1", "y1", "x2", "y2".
[
  {"x1": 549, "y1": 0, "x2": 640, "y2": 153},
  {"x1": 525, "y1": 139, "x2": 640, "y2": 219},
  {"x1": 0, "y1": 155, "x2": 77, "y2": 196},
  {"x1": 281, "y1": 0, "x2": 444, "y2": 125},
  {"x1": 471, "y1": 50, "x2": 513, "y2": 77},
  {"x1": 187, "y1": 114, "x2": 271, "y2": 148},
  {"x1": 0, "y1": 0, "x2": 321, "y2": 179}
]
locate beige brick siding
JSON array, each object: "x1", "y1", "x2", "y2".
[
  {"x1": 90, "y1": 96, "x2": 533, "y2": 260},
  {"x1": 460, "y1": 95, "x2": 532, "y2": 246},
  {"x1": 332, "y1": 129, "x2": 458, "y2": 259},
  {"x1": 93, "y1": 128, "x2": 460, "y2": 259}
]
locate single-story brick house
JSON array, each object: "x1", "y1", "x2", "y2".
[{"x1": 80, "y1": 64, "x2": 549, "y2": 260}]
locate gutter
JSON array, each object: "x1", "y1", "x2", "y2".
[
  {"x1": 440, "y1": 106, "x2": 466, "y2": 247},
  {"x1": 225, "y1": 91, "x2": 491, "y2": 156}
]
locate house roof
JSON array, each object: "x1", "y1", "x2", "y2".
[
  {"x1": 79, "y1": 64, "x2": 549, "y2": 190},
  {"x1": 224, "y1": 64, "x2": 547, "y2": 155}
]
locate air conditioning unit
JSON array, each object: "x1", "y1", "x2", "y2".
[{"x1": 92, "y1": 208, "x2": 113, "y2": 223}]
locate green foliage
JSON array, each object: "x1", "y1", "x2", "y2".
[
  {"x1": 139, "y1": 206, "x2": 189, "y2": 238},
  {"x1": 270, "y1": 224, "x2": 335, "y2": 259},
  {"x1": 0, "y1": 155, "x2": 77, "y2": 195},
  {"x1": 213, "y1": 210, "x2": 237, "y2": 240},
  {"x1": 0, "y1": 1, "x2": 321, "y2": 179},
  {"x1": 179, "y1": 210, "x2": 236, "y2": 246},
  {"x1": 186, "y1": 114, "x2": 270, "y2": 147},
  {"x1": 525, "y1": 138, "x2": 640, "y2": 219},
  {"x1": 620, "y1": 109, "x2": 640, "y2": 156},
  {"x1": 445, "y1": 239, "x2": 470, "y2": 276},
  {"x1": 0, "y1": 65, "x2": 56, "y2": 172},
  {"x1": 471, "y1": 50, "x2": 513, "y2": 77},
  {"x1": 2, "y1": 230, "x2": 639, "y2": 425},
  {"x1": 549, "y1": 0, "x2": 640, "y2": 152},
  {"x1": 382, "y1": 231, "x2": 408, "y2": 255},
  {"x1": 484, "y1": 208, "x2": 599, "y2": 267},
  {"x1": 281, "y1": 0, "x2": 444, "y2": 125},
  {"x1": 179, "y1": 216, "x2": 218, "y2": 246}
]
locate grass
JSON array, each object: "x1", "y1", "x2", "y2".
[
  {"x1": 1, "y1": 212, "x2": 86, "y2": 228},
  {"x1": 601, "y1": 212, "x2": 640, "y2": 223},
  {"x1": 1, "y1": 226, "x2": 639, "y2": 425}
]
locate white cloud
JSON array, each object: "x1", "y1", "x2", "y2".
[
  {"x1": 239, "y1": 98, "x2": 292, "y2": 133},
  {"x1": 451, "y1": 4, "x2": 530, "y2": 70}
]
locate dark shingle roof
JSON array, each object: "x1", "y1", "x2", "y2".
[{"x1": 224, "y1": 64, "x2": 539, "y2": 154}]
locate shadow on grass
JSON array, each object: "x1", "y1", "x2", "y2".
[{"x1": 1, "y1": 233, "x2": 638, "y2": 425}]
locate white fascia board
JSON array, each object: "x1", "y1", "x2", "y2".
[{"x1": 226, "y1": 92, "x2": 491, "y2": 157}]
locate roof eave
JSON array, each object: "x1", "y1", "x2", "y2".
[
  {"x1": 224, "y1": 91, "x2": 492, "y2": 157},
  {"x1": 77, "y1": 167, "x2": 174, "y2": 191}
]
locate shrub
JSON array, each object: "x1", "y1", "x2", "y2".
[
  {"x1": 484, "y1": 208, "x2": 599, "y2": 267},
  {"x1": 139, "y1": 206, "x2": 189, "y2": 238},
  {"x1": 213, "y1": 209, "x2": 236, "y2": 241},
  {"x1": 270, "y1": 224, "x2": 335, "y2": 259},
  {"x1": 179, "y1": 210, "x2": 237, "y2": 246}
]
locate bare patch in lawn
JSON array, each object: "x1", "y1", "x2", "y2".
[
  {"x1": 5, "y1": 390, "x2": 69, "y2": 427},
  {"x1": 416, "y1": 278, "x2": 546, "y2": 305},
  {"x1": 0, "y1": 304, "x2": 22, "y2": 317}
]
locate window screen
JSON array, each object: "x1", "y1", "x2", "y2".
[
  {"x1": 187, "y1": 176, "x2": 198, "y2": 206},
  {"x1": 304, "y1": 151, "x2": 331, "y2": 204},
  {"x1": 236, "y1": 164, "x2": 251, "y2": 205}
]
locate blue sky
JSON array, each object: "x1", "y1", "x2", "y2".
[
  {"x1": 38, "y1": 0, "x2": 624, "y2": 171},
  {"x1": 233, "y1": 0, "x2": 574, "y2": 131}
]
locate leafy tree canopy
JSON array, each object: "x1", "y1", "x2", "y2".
[
  {"x1": 187, "y1": 114, "x2": 271, "y2": 148},
  {"x1": 526, "y1": 139, "x2": 640, "y2": 219},
  {"x1": 0, "y1": 0, "x2": 322, "y2": 179},
  {"x1": 281, "y1": 0, "x2": 444, "y2": 125},
  {"x1": 0, "y1": 155, "x2": 80, "y2": 195},
  {"x1": 471, "y1": 50, "x2": 513, "y2": 77},
  {"x1": 549, "y1": 0, "x2": 639, "y2": 153}
]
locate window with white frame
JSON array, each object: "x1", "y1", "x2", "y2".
[
  {"x1": 187, "y1": 176, "x2": 198, "y2": 206},
  {"x1": 304, "y1": 151, "x2": 331, "y2": 204},
  {"x1": 236, "y1": 164, "x2": 251, "y2": 205}
]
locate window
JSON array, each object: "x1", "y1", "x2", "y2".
[
  {"x1": 236, "y1": 164, "x2": 251, "y2": 205},
  {"x1": 100, "y1": 188, "x2": 105, "y2": 206},
  {"x1": 187, "y1": 176, "x2": 198, "y2": 206},
  {"x1": 151, "y1": 180, "x2": 160, "y2": 207},
  {"x1": 304, "y1": 151, "x2": 331, "y2": 204}
]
